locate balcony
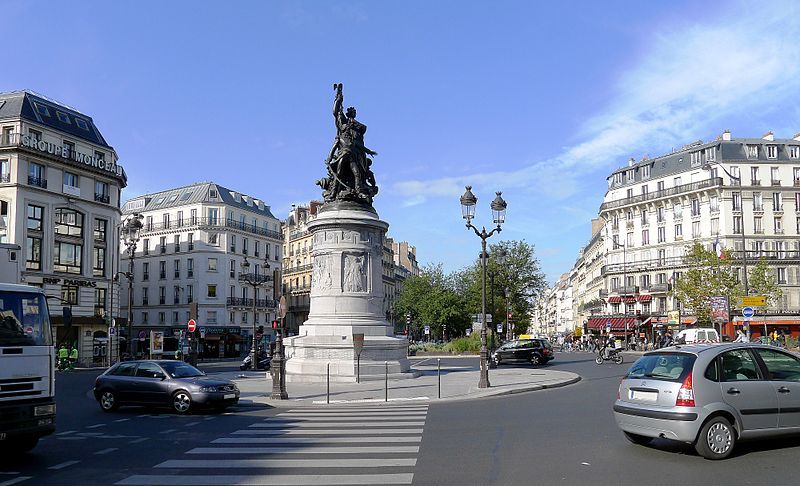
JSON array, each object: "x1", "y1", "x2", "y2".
[
  {"x1": 751, "y1": 180, "x2": 761, "y2": 186},
  {"x1": 238, "y1": 272, "x2": 272, "y2": 284},
  {"x1": 775, "y1": 228, "x2": 785, "y2": 234},
  {"x1": 62, "y1": 184, "x2": 81, "y2": 197},
  {"x1": 290, "y1": 284, "x2": 312, "y2": 294},
  {"x1": 137, "y1": 216, "x2": 283, "y2": 240},
  {"x1": 27, "y1": 176, "x2": 47, "y2": 188},
  {"x1": 600, "y1": 177, "x2": 723, "y2": 211},
  {"x1": 772, "y1": 180, "x2": 782, "y2": 186},
  {"x1": 284, "y1": 263, "x2": 313, "y2": 276},
  {"x1": 754, "y1": 228, "x2": 764, "y2": 234},
  {"x1": 0, "y1": 173, "x2": 9, "y2": 183},
  {"x1": 602, "y1": 256, "x2": 686, "y2": 275},
  {"x1": 226, "y1": 297, "x2": 277, "y2": 309},
  {"x1": 794, "y1": 179, "x2": 800, "y2": 187},
  {"x1": 94, "y1": 193, "x2": 110, "y2": 204}
]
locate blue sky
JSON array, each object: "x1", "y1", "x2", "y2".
[{"x1": 6, "y1": 1, "x2": 800, "y2": 282}]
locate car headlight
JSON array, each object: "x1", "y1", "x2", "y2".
[{"x1": 200, "y1": 386, "x2": 218, "y2": 392}]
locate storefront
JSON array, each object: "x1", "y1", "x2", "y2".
[{"x1": 199, "y1": 326, "x2": 242, "y2": 358}]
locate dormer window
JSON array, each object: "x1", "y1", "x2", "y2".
[
  {"x1": 210, "y1": 189, "x2": 218, "y2": 199},
  {"x1": 690, "y1": 151, "x2": 701, "y2": 166},
  {"x1": 75, "y1": 118, "x2": 89, "y2": 130},
  {"x1": 34, "y1": 103, "x2": 50, "y2": 117},
  {"x1": 704, "y1": 147, "x2": 716, "y2": 161},
  {"x1": 641, "y1": 165, "x2": 651, "y2": 179},
  {"x1": 626, "y1": 170, "x2": 634, "y2": 182},
  {"x1": 56, "y1": 111, "x2": 71, "y2": 124},
  {"x1": 746, "y1": 145, "x2": 759, "y2": 159},
  {"x1": 767, "y1": 145, "x2": 778, "y2": 159},
  {"x1": 789, "y1": 146, "x2": 800, "y2": 159}
]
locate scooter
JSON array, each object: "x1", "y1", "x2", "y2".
[
  {"x1": 240, "y1": 353, "x2": 271, "y2": 371},
  {"x1": 595, "y1": 348, "x2": 624, "y2": 365}
]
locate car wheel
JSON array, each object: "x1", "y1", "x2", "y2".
[
  {"x1": 99, "y1": 390, "x2": 119, "y2": 412},
  {"x1": 530, "y1": 354, "x2": 541, "y2": 365},
  {"x1": 595, "y1": 356, "x2": 604, "y2": 365},
  {"x1": 172, "y1": 391, "x2": 192, "y2": 414},
  {"x1": 623, "y1": 431, "x2": 652, "y2": 446},
  {"x1": 695, "y1": 416, "x2": 736, "y2": 460}
]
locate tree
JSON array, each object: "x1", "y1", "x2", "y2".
[
  {"x1": 670, "y1": 242, "x2": 742, "y2": 326},
  {"x1": 748, "y1": 258, "x2": 783, "y2": 308},
  {"x1": 395, "y1": 264, "x2": 471, "y2": 339}
]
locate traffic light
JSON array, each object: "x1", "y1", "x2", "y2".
[
  {"x1": 406, "y1": 313, "x2": 411, "y2": 325},
  {"x1": 272, "y1": 320, "x2": 279, "y2": 330}
]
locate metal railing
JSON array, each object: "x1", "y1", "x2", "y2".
[
  {"x1": 0, "y1": 173, "x2": 9, "y2": 183},
  {"x1": 137, "y1": 216, "x2": 283, "y2": 240},
  {"x1": 600, "y1": 177, "x2": 723, "y2": 211},
  {"x1": 284, "y1": 264, "x2": 312, "y2": 275},
  {"x1": 238, "y1": 272, "x2": 272, "y2": 284},
  {"x1": 226, "y1": 297, "x2": 278, "y2": 308},
  {"x1": 27, "y1": 175, "x2": 47, "y2": 188},
  {"x1": 94, "y1": 193, "x2": 110, "y2": 203}
]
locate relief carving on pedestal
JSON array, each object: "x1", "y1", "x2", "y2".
[
  {"x1": 342, "y1": 253, "x2": 367, "y2": 293},
  {"x1": 311, "y1": 254, "x2": 334, "y2": 291}
]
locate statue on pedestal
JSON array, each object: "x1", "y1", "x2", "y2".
[{"x1": 317, "y1": 83, "x2": 379, "y2": 205}]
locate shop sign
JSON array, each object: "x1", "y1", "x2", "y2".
[
  {"x1": 20, "y1": 134, "x2": 124, "y2": 178},
  {"x1": 199, "y1": 326, "x2": 240, "y2": 335},
  {"x1": 43, "y1": 277, "x2": 97, "y2": 287}
]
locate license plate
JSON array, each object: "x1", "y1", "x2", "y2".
[
  {"x1": 224, "y1": 394, "x2": 235, "y2": 399},
  {"x1": 630, "y1": 390, "x2": 657, "y2": 402}
]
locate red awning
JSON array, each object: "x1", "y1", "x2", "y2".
[
  {"x1": 622, "y1": 296, "x2": 637, "y2": 303},
  {"x1": 637, "y1": 295, "x2": 652, "y2": 302},
  {"x1": 607, "y1": 296, "x2": 622, "y2": 303},
  {"x1": 587, "y1": 317, "x2": 639, "y2": 330}
]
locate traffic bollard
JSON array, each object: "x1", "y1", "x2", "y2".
[
  {"x1": 438, "y1": 358, "x2": 441, "y2": 399},
  {"x1": 385, "y1": 361, "x2": 388, "y2": 402},
  {"x1": 327, "y1": 363, "x2": 330, "y2": 405}
]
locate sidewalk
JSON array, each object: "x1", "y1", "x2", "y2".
[{"x1": 208, "y1": 357, "x2": 580, "y2": 408}]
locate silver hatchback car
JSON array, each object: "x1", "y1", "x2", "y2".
[{"x1": 614, "y1": 343, "x2": 800, "y2": 459}]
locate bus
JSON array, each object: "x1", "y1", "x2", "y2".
[{"x1": 0, "y1": 283, "x2": 57, "y2": 453}]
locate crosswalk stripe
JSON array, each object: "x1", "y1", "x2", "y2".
[
  {"x1": 231, "y1": 428, "x2": 423, "y2": 436},
  {"x1": 249, "y1": 421, "x2": 425, "y2": 428},
  {"x1": 0, "y1": 477, "x2": 32, "y2": 486},
  {"x1": 187, "y1": 446, "x2": 420, "y2": 454},
  {"x1": 264, "y1": 416, "x2": 423, "y2": 422},
  {"x1": 212, "y1": 436, "x2": 421, "y2": 444},
  {"x1": 155, "y1": 458, "x2": 417, "y2": 468},
  {"x1": 116, "y1": 473, "x2": 414, "y2": 485},
  {"x1": 279, "y1": 412, "x2": 426, "y2": 417},
  {"x1": 284, "y1": 407, "x2": 427, "y2": 413}
]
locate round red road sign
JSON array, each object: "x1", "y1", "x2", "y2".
[{"x1": 187, "y1": 319, "x2": 197, "y2": 332}]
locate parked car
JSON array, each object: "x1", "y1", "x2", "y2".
[
  {"x1": 614, "y1": 343, "x2": 800, "y2": 459},
  {"x1": 93, "y1": 360, "x2": 239, "y2": 414},
  {"x1": 676, "y1": 328, "x2": 720, "y2": 344},
  {"x1": 490, "y1": 338, "x2": 553, "y2": 367}
]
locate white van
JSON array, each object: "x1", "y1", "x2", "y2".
[{"x1": 676, "y1": 328, "x2": 720, "y2": 344}]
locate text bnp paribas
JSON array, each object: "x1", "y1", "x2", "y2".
[{"x1": 20, "y1": 134, "x2": 124, "y2": 178}]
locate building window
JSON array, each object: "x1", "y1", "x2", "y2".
[
  {"x1": 190, "y1": 209, "x2": 197, "y2": 225},
  {"x1": 27, "y1": 204, "x2": 43, "y2": 231},
  {"x1": 275, "y1": 244, "x2": 279, "y2": 261},
  {"x1": 187, "y1": 258, "x2": 194, "y2": 278},
  {"x1": 657, "y1": 226, "x2": 665, "y2": 243},
  {"x1": 159, "y1": 312, "x2": 166, "y2": 324},
  {"x1": 767, "y1": 145, "x2": 778, "y2": 159},
  {"x1": 230, "y1": 260, "x2": 236, "y2": 278},
  {"x1": 754, "y1": 217, "x2": 763, "y2": 234},
  {"x1": 145, "y1": 216, "x2": 153, "y2": 231},
  {"x1": 243, "y1": 238, "x2": 249, "y2": 255},
  {"x1": 142, "y1": 238, "x2": 150, "y2": 256},
  {"x1": 711, "y1": 218, "x2": 719, "y2": 235},
  {"x1": 174, "y1": 234, "x2": 180, "y2": 252},
  {"x1": 63, "y1": 171, "x2": 79, "y2": 189},
  {"x1": 143, "y1": 262, "x2": 149, "y2": 281},
  {"x1": 142, "y1": 288, "x2": 149, "y2": 306},
  {"x1": 732, "y1": 192, "x2": 741, "y2": 211},
  {"x1": 56, "y1": 111, "x2": 71, "y2": 124},
  {"x1": 174, "y1": 260, "x2": 180, "y2": 279},
  {"x1": 174, "y1": 286, "x2": 181, "y2": 304},
  {"x1": 674, "y1": 224, "x2": 682, "y2": 238},
  {"x1": 790, "y1": 147, "x2": 800, "y2": 159},
  {"x1": 25, "y1": 236, "x2": 42, "y2": 270},
  {"x1": 746, "y1": 145, "x2": 759, "y2": 159},
  {"x1": 208, "y1": 233, "x2": 219, "y2": 246},
  {"x1": 187, "y1": 233, "x2": 194, "y2": 251},
  {"x1": 173, "y1": 311, "x2": 179, "y2": 324},
  {"x1": 656, "y1": 207, "x2": 665, "y2": 223},
  {"x1": 753, "y1": 192, "x2": 763, "y2": 211},
  {"x1": 93, "y1": 247, "x2": 105, "y2": 277},
  {"x1": 774, "y1": 217, "x2": 783, "y2": 233},
  {"x1": 159, "y1": 286, "x2": 166, "y2": 305},
  {"x1": 187, "y1": 285, "x2": 194, "y2": 303},
  {"x1": 773, "y1": 192, "x2": 783, "y2": 211},
  {"x1": 771, "y1": 167, "x2": 780, "y2": 185},
  {"x1": 163, "y1": 213, "x2": 170, "y2": 228},
  {"x1": 95, "y1": 288, "x2": 106, "y2": 317},
  {"x1": 230, "y1": 235, "x2": 236, "y2": 253},
  {"x1": 61, "y1": 286, "x2": 79, "y2": 305},
  {"x1": 53, "y1": 241, "x2": 82, "y2": 274},
  {"x1": 751, "y1": 166, "x2": 760, "y2": 185},
  {"x1": 641, "y1": 230, "x2": 649, "y2": 245},
  {"x1": 208, "y1": 208, "x2": 219, "y2": 225},
  {"x1": 160, "y1": 236, "x2": 167, "y2": 253},
  {"x1": 208, "y1": 258, "x2": 217, "y2": 272},
  {"x1": 54, "y1": 208, "x2": 83, "y2": 237},
  {"x1": 691, "y1": 221, "x2": 701, "y2": 238},
  {"x1": 733, "y1": 216, "x2": 743, "y2": 234},
  {"x1": 159, "y1": 260, "x2": 166, "y2": 279},
  {"x1": 177, "y1": 211, "x2": 183, "y2": 227},
  {"x1": 94, "y1": 219, "x2": 107, "y2": 242},
  {"x1": 254, "y1": 241, "x2": 260, "y2": 257},
  {"x1": 673, "y1": 203, "x2": 683, "y2": 218},
  {"x1": 657, "y1": 249, "x2": 666, "y2": 265},
  {"x1": 709, "y1": 196, "x2": 719, "y2": 213},
  {"x1": 28, "y1": 162, "x2": 45, "y2": 188},
  {"x1": 690, "y1": 198, "x2": 701, "y2": 217},
  {"x1": 207, "y1": 285, "x2": 217, "y2": 298},
  {"x1": 642, "y1": 165, "x2": 650, "y2": 178},
  {"x1": 690, "y1": 151, "x2": 701, "y2": 166},
  {"x1": 207, "y1": 311, "x2": 217, "y2": 324},
  {"x1": 777, "y1": 267, "x2": 787, "y2": 284}
]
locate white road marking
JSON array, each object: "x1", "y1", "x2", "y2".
[
  {"x1": 279, "y1": 411, "x2": 427, "y2": 417},
  {"x1": 202, "y1": 417, "x2": 215, "y2": 421},
  {"x1": 129, "y1": 438, "x2": 149, "y2": 444},
  {"x1": 55, "y1": 430, "x2": 76, "y2": 436},
  {"x1": 159, "y1": 429, "x2": 177, "y2": 434},
  {"x1": 0, "y1": 477, "x2": 32, "y2": 486},
  {"x1": 262, "y1": 416, "x2": 423, "y2": 423},
  {"x1": 56, "y1": 437, "x2": 87, "y2": 441},
  {"x1": 113, "y1": 418, "x2": 131, "y2": 423},
  {"x1": 77, "y1": 432, "x2": 104, "y2": 437},
  {"x1": 48, "y1": 460, "x2": 80, "y2": 470},
  {"x1": 284, "y1": 407, "x2": 428, "y2": 413},
  {"x1": 212, "y1": 436, "x2": 421, "y2": 444},
  {"x1": 86, "y1": 423, "x2": 106, "y2": 429},
  {"x1": 232, "y1": 428, "x2": 424, "y2": 435},
  {"x1": 116, "y1": 474, "x2": 414, "y2": 485},
  {"x1": 250, "y1": 421, "x2": 425, "y2": 428},
  {"x1": 184, "y1": 422, "x2": 200, "y2": 427},
  {"x1": 155, "y1": 458, "x2": 417, "y2": 468},
  {"x1": 187, "y1": 446, "x2": 420, "y2": 454},
  {"x1": 95, "y1": 448, "x2": 119, "y2": 455}
]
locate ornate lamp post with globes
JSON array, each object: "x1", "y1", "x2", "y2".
[
  {"x1": 459, "y1": 186, "x2": 507, "y2": 388},
  {"x1": 239, "y1": 255, "x2": 271, "y2": 367},
  {"x1": 121, "y1": 213, "x2": 143, "y2": 359}
]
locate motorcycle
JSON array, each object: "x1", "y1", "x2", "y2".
[
  {"x1": 57, "y1": 357, "x2": 75, "y2": 371},
  {"x1": 595, "y1": 347, "x2": 624, "y2": 365},
  {"x1": 240, "y1": 353, "x2": 271, "y2": 371}
]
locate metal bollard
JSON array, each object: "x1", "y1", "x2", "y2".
[
  {"x1": 327, "y1": 363, "x2": 330, "y2": 405},
  {"x1": 438, "y1": 358, "x2": 441, "y2": 399},
  {"x1": 385, "y1": 361, "x2": 388, "y2": 402}
]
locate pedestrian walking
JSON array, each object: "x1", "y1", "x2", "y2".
[{"x1": 68, "y1": 345, "x2": 78, "y2": 369}]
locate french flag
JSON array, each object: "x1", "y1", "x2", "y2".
[{"x1": 714, "y1": 234, "x2": 725, "y2": 260}]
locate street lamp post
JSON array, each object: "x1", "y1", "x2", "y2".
[
  {"x1": 505, "y1": 287, "x2": 512, "y2": 341},
  {"x1": 121, "y1": 214, "x2": 143, "y2": 359},
  {"x1": 239, "y1": 256, "x2": 270, "y2": 369},
  {"x1": 459, "y1": 186, "x2": 507, "y2": 389}
]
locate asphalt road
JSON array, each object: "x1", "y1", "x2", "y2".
[{"x1": 2, "y1": 354, "x2": 799, "y2": 485}]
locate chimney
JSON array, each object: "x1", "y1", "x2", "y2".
[
  {"x1": 628, "y1": 157, "x2": 635, "y2": 167},
  {"x1": 793, "y1": 132, "x2": 800, "y2": 142},
  {"x1": 763, "y1": 131, "x2": 774, "y2": 141},
  {"x1": 721, "y1": 130, "x2": 731, "y2": 141}
]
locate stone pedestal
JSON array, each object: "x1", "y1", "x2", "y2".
[{"x1": 284, "y1": 204, "x2": 413, "y2": 382}]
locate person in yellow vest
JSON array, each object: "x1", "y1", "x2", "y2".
[
  {"x1": 58, "y1": 345, "x2": 69, "y2": 370},
  {"x1": 68, "y1": 345, "x2": 78, "y2": 370}
]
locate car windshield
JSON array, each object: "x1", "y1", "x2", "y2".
[
  {"x1": 160, "y1": 361, "x2": 204, "y2": 378},
  {"x1": 0, "y1": 291, "x2": 52, "y2": 347},
  {"x1": 539, "y1": 340, "x2": 552, "y2": 349},
  {"x1": 626, "y1": 353, "x2": 696, "y2": 382}
]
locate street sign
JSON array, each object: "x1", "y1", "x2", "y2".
[
  {"x1": 279, "y1": 296, "x2": 287, "y2": 319},
  {"x1": 742, "y1": 306, "x2": 755, "y2": 318},
  {"x1": 109, "y1": 327, "x2": 116, "y2": 335},
  {"x1": 496, "y1": 324, "x2": 502, "y2": 333},
  {"x1": 424, "y1": 325, "x2": 431, "y2": 335},
  {"x1": 353, "y1": 333, "x2": 364, "y2": 357},
  {"x1": 738, "y1": 296, "x2": 766, "y2": 307},
  {"x1": 187, "y1": 319, "x2": 197, "y2": 333},
  {"x1": 473, "y1": 314, "x2": 492, "y2": 323}
]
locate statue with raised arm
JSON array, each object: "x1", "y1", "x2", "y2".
[{"x1": 317, "y1": 83, "x2": 379, "y2": 205}]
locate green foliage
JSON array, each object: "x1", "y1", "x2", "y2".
[
  {"x1": 443, "y1": 333, "x2": 482, "y2": 354},
  {"x1": 670, "y1": 242, "x2": 742, "y2": 326},
  {"x1": 395, "y1": 264, "x2": 471, "y2": 338},
  {"x1": 748, "y1": 258, "x2": 783, "y2": 308}
]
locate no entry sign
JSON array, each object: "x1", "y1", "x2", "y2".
[{"x1": 187, "y1": 319, "x2": 197, "y2": 332}]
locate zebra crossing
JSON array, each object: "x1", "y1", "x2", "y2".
[{"x1": 116, "y1": 405, "x2": 429, "y2": 485}]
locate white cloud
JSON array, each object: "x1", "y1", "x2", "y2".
[{"x1": 391, "y1": 1, "x2": 800, "y2": 204}]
